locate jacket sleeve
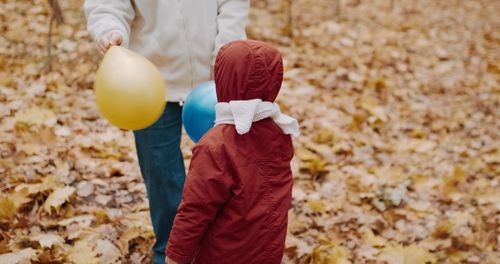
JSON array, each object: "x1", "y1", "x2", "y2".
[
  {"x1": 166, "y1": 144, "x2": 234, "y2": 263},
  {"x1": 83, "y1": 0, "x2": 135, "y2": 48},
  {"x1": 212, "y1": 0, "x2": 249, "y2": 64}
]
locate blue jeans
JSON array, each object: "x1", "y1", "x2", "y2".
[{"x1": 133, "y1": 102, "x2": 186, "y2": 264}]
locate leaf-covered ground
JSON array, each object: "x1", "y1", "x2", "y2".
[{"x1": 0, "y1": 0, "x2": 499, "y2": 263}]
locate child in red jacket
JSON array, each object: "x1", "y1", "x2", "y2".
[{"x1": 166, "y1": 40, "x2": 300, "y2": 264}]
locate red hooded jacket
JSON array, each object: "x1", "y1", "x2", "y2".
[{"x1": 166, "y1": 40, "x2": 294, "y2": 264}]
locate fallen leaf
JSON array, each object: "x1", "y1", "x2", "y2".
[
  {"x1": 95, "y1": 194, "x2": 112, "y2": 205},
  {"x1": 116, "y1": 227, "x2": 141, "y2": 255},
  {"x1": 58, "y1": 215, "x2": 95, "y2": 227},
  {"x1": 96, "y1": 239, "x2": 121, "y2": 263},
  {"x1": 313, "y1": 242, "x2": 350, "y2": 264},
  {"x1": 39, "y1": 174, "x2": 64, "y2": 193},
  {"x1": 363, "y1": 229, "x2": 387, "y2": 247},
  {"x1": 30, "y1": 233, "x2": 64, "y2": 248},
  {"x1": 10, "y1": 188, "x2": 32, "y2": 207},
  {"x1": 42, "y1": 186, "x2": 76, "y2": 213},
  {"x1": 379, "y1": 243, "x2": 437, "y2": 264},
  {"x1": 414, "y1": 140, "x2": 437, "y2": 153},
  {"x1": 443, "y1": 166, "x2": 467, "y2": 196},
  {"x1": 296, "y1": 147, "x2": 319, "y2": 161},
  {"x1": 15, "y1": 107, "x2": 56, "y2": 126},
  {"x1": 67, "y1": 240, "x2": 99, "y2": 264},
  {"x1": 0, "y1": 248, "x2": 36, "y2": 264},
  {"x1": 76, "y1": 181, "x2": 94, "y2": 197},
  {"x1": 0, "y1": 197, "x2": 17, "y2": 221},
  {"x1": 307, "y1": 199, "x2": 326, "y2": 213}
]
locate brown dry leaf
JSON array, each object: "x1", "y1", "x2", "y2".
[
  {"x1": 96, "y1": 239, "x2": 121, "y2": 263},
  {"x1": 67, "y1": 240, "x2": 99, "y2": 264},
  {"x1": 30, "y1": 234, "x2": 64, "y2": 249},
  {"x1": 378, "y1": 243, "x2": 437, "y2": 264},
  {"x1": 16, "y1": 143, "x2": 42, "y2": 155},
  {"x1": 36, "y1": 249, "x2": 62, "y2": 264},
  {"x1": 360, "y1": 96, "x2": 388, "y2": 123},
  {"x1": 14, "y1": 184, "x2": 42, "y2": 195},
  {"x1": 14, "y1": 107, "x2": 57, "y2": 127},
  {"x1": 42, "y1": 186, "x2": 76, "y2": 213},
  {"x1": 1, "y1": 0, "x2": 499, "y2": 263},
  {"x1": 58, "y1": 215, "x2": 95, "y2": 227},
  {"x1": 296, "y1": 147, "x2": 319, "y2": 161},
  {"x1": 10, "y1": 188, "x2": 32, "y2": 207},
  {"x1": 0, "y1": 248, "x2": 37, "y2": 264},
  {"x1": 362, "y1": 229, "x2": 387, "y2": 247},
  {"x1": 0, "y1": 197, "x2": 17, "y2": 221},
  {"x1": 116, "y1": 227, "x2": 142, "y2": 255},
  {"x1": 14, "y1": 175, "x2": 62, "y2": 196},
  {"x1": 76, "y1": 181, "x2": 94, "y2": 197},
  {"x1": 432, "y1": 220, "x2": 453, "y2": 239},
  {"x1": 413, "y1": 140, "x2": 437, "y2": 154},
  {"x1": 39, "y1": 174, "x2": 64, "y2": 193},
  {"x1": 442, "y1": 166, "x2": 467, "y2": 196}
]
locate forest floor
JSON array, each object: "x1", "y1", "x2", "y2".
[{"x1": 0, "y1": 0, "x2": 499, "y2": 263}]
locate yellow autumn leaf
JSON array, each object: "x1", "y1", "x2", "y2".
[
  {"x1": 303, "y1": 159, "x2": 330, "y2": 176},
  {"x1": 482, "y1": 152, "x2": 500, "y2": 164},
  {"x1": 313, "y1": 242, "x2": 350, "y2": 264},
  {"x1": 1, "y1": 0, "x2": 498, "y2": 263},
  {"x1": 432, "y1": 220, "x2": 453, "y2": 239},
  {"x1": 308, "y1": 199, "x2": 326, "y2": 213},
  {"x1": 39, "y1": 174, "x2": 63, "y2": 193},
  {"x1": 296, "y1": 147, "x2": 319, "y2": 161},
  {"x1": 14, "y1": 183, "x2": 42, "y2": 195},
  {"x1": 379, "y1": 243, "x2": 437, "y2": 264},
  {"x1": 403, "y1": 244, "x2": 437, "y2": 264},
  {"x1": 116, "y1": 227, "x2": 142, "y2": 255},
  {"x1": 14, "y1": 107, "x2": 57, "y2": 126},
  {"x1": 96, "y1": 239, "x2": 121, "y2": 263},
  {"x1": 411, "y1": 174, "x2": 430, "y2": 186},
  {"x1": 42, "y1": 186, "x2": 76, "y2": 213},
  {"x1": 313, "y1": 128, "x2": 334, "y2": 144},
  {"x1": 30, "y1": 234, "x2": 64, "y2": 248},
  {"x1": 94, "y1": 210, "x2": 109, "y2": 225},
  {"x1": 360, "y1": 96, "x2": 388, "y2": 122},
  {"x1": 0, "y1": 248, "x2": 37, "y2": 264},
  {"x1": 443, "y1": 165, "x2": 467, "y2": 196},
  {"x1": 413, "y1": 140, "x2": 437, "y2": 153},
  {"x1": 476, "y1": 191, "x2": 500, "y2": 208},
  {"x1": 0, "y1": 197, "x2": 17, "y2": 221},
  {"x1": 58, "y1": 215, "x2": 96, "y2": 227},
  {"x1": 362, "y1": 229, "x2": 387, "y2": 247},
  {"x1": 10, "y1": 188, "x2": 32, "y2": 207},
  {"x1": 0, "y1": 72, "x2": 11, "y2": 86},
  {"x1": 14, "y1": 175, "x2": 62, "y2": 196},
  {"x1": 67, "y1": 240, "x2": 99, "y2": 264},
  {"x1": 16, "y1": 143, "x2": 42, "y2": 155}
]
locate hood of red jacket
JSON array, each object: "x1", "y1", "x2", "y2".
[{"x1": 214, "y1": 40, "x2": 283, "y2": 103}]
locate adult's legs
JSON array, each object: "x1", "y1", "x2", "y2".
[{"x1": 133, "y1": 102, "x2": 186, "y2": 264}]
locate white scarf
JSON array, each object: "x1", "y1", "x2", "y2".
[{"x1": 214, "y1": 99, "x2": 300, "y2": 137}]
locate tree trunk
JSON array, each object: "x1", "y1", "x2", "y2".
[{"x1": 46, "y1": 0, "x2": 64, "y2": 72}]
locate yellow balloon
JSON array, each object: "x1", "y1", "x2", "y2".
[{"x1": 94, "y1": 46, "x2": 166, "y2": 130}]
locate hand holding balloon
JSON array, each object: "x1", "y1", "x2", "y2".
[
  {"x1": 94, "y1": 46, "x2": 166, "y2": 130},
  {"x1": 96, "y1": 31, "x2": 123, "y2": 55}
]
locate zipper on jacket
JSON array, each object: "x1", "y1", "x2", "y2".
[{"x1": 177, "y1": 0, "x2": 194, "y2": 90}]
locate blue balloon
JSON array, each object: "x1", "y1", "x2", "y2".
[{"x1": 182, "y1": 81, "x2": 218, "y2": 143}]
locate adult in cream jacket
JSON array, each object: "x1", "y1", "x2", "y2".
[{"x1": 84, "y1": 1, "x2": 249, "y2": 263}]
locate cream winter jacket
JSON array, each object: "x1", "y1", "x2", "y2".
[{"x1": 84, "y1": 0, "x2": 249, "y2": 102}]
